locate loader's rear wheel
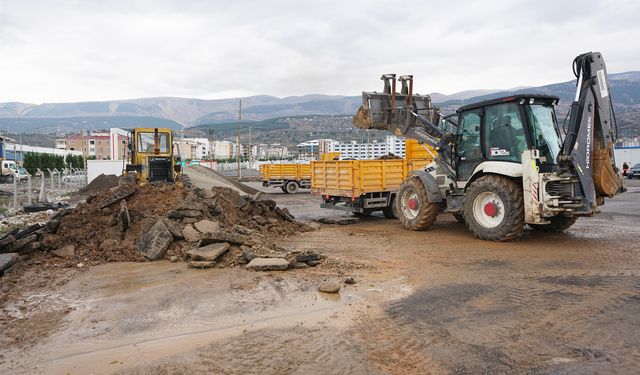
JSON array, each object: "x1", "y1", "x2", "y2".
[
  {"x1": 529, "y1": 216, "x2": 578, "y2": 232},
  {"x1": 396, "y1": 176, "x2": 439, "y2": 231},
  {"x1": 463, "y1": 175, "x2": 524, "y2": 241},
  {"x1": 284, "y1": 181, "x2": 299, "y2": 194}
]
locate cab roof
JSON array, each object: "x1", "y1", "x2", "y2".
[{"x1": 457, "y1": 94, "x2": 560, "y2": 113}]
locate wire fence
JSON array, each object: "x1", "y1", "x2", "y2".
[{"x1": 4, "y1": 168, "x2": 87, "y2": 210}]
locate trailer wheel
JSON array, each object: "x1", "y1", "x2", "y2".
[
  {"x1": 382, "y1": 195, "x2": 398, "y2": 219},
  {"x1": 280, "y1": 186, "x2": 287, "y2": 193},
  {"x1": 529, "y1": 216, "x2": 577, "y2": 232},
  {"x1": 285, "y1": 181, "x2": 299, "y2": 194},
  {"x1": 463, "y1": 175, "x2": 524, "y2": 241},
  {"x1": 396, "y1": 176, "x2": 439, "y2": 230}
]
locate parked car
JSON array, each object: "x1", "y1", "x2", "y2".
[
  {"x1": 627, "y1": 163, "x2": 640, "y2": 179},
  {"x1": 0, "y1": 160, "x2": 29, "y2": 183}
]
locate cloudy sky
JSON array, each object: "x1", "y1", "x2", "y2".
[{"x1": 1, "y1": 0, "x2": 639, "y2": 103}]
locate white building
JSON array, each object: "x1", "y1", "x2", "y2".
[
  {"x1": 256, "y1": 144, "x2": 288, "y2": 159},
  {"x1": 296, "y1": 139, "x2": 338, "y2": 159},
  {"x1": 322, "y1": 135, "x2": 407, "y2": 160},
  {"x1": 211, "y1": 140, "x2": 231, "y2": 159},
  {"x1": 387, "y1": 136, "x2": 406, "y2": 157},
  {"x1": 330, "y1": 141, "x2": 389, "y2": 159},
  {"x1": 176, "y1": 137, "x2": 211, "y2": 160}
]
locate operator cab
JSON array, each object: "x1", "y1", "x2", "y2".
[{"x1": 454, "y1": 94, "x2": 561, "y2": 181}]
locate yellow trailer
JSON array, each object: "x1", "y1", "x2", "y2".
[
  {"x1": 311, "y1": 140, "x2": 436, "y2": 217},
  {"x1": 260, "y1": 163, "x2": 311, "y2": 193}
]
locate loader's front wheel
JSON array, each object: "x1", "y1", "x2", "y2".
[
  {"x1": 529, "y1": 216, "x2": 577, "y2": 232},
  {"x1": 463, "y1": 175, "x2": 524, "y2": 241},
  {"x1": 396, "y1": 176, "x2": 439, "y2": 231}
]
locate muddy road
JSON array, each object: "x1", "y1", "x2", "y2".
[{"x1": 1, "y1": 180, "x2": 639, "y2": 374}]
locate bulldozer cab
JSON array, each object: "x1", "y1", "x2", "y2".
[
  {"x1": 126, "y1": 128, "x2": 178, "y2": 183},
  {"x1": 454, "y1": 95, "x2": 562, "y2": 181}
]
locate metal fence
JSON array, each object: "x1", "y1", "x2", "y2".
[{"x1": 7, "y1": 168, "x2": 87, "y2": 209}]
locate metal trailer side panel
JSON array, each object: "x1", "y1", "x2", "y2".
[
  {"x1": 312, "y1": 159, "x2": 407, "y2": 197},
  {"x1": 261, "y1": 163, "x2": 312, "y2": 183},
  {"x1": 405, "y1": 139, "x2": 437, "y2": 161}
]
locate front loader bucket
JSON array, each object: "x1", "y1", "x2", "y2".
[{"x1": 352, "y1": 91, "x2": 439, "y2": 134}]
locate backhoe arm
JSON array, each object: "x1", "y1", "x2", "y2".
[{"x1": 559, "y1": 52, "x2": 623, "y2": 210}]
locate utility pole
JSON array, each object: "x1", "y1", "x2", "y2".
[
  {"x1": 19, "y1": 132, "x2": 23, "y2": 164},
  {"x1": 237, "y1": 99, "x2": 242, "y2": 179},
  {"x1": 248, "y1": 126, "x2": 252, "y2": 171}
]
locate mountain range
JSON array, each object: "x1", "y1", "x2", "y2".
[{"x1": 1, "y1": 72, "x2": 639, "y2": 137}]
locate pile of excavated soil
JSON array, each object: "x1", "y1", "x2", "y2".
[
  {"x1": 79, "y1": 174, "x2": 120, "y2": 195},
  {"x1": 44, "y1": 182, "x2": 185, "y2": 264},
  {"x1": 39, "y1": 176, "x2": 309, "y2": 267}
]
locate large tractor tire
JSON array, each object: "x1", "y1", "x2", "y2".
[
  {"x1": 382, "y1": 195, "x2": 398, "y2": 219},
  {"x1": 529, "y1": 216, "x2": 578, "y2": 232},
  {"x1": 284, "y1": 181, "x2": 299, "y2": 194},
  {"x1": 463, "y1": 175, "x2": 524, "y2": 241},
  {"x1": 396, "y1": 176, "x2": 439, "y2": 231}
]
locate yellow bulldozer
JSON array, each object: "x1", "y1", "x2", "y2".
[{"x1": 125, "y1": 127, "x2": 181, "y2": 184}]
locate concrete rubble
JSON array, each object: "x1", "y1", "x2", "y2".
[
  {"x1": 0, "y1": 174, "x2": 321, "y2": 276},
  {"x1": 246, "y1": 257, "x2": 289, "y2": 271},
  {"x1": 0, "y1": 252, "x2": 18, "y2": 275},
  {"x1": 318, "y1": 281, "x2": 341, "y2": 293}
]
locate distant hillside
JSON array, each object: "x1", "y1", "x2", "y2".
[
  {"x1": 438, "y1": 71, "x2": 640, "y2": 138},
  {"x1": 0, "y1": 116, "x2": 182, "y2": 133},
  {"x1": 0, "y1": 95, "x2": 362, "y2": 130},
  {"x1": 1, "y1": 72, "x2": 639, "y2": 137}
]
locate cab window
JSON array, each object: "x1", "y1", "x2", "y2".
[
  {"x1": 138, "y1": 132, "x2": 170, "y2": 153},
  {"x1": 483, "y1": 102, "x2": 526, "y2": 163}
]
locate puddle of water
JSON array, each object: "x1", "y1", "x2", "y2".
[{"x1": 318, "y1": 291, "x2": 341, "y2": 302}]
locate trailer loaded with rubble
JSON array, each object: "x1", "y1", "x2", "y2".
[{"x1": 311, "y1": 140, "x2": 435, "y2": 217}]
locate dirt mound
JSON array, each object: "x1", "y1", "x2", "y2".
[
  {"x1": 79, "y1": 174, "x2": 120, "y2": 195},
  {"x1": 38, "y1": 176, "x2": 309, "y2": 267},
  {"x1": 377, "y1": 153, "x2": 402, "y2": 160}
]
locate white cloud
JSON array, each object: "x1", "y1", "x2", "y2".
[{"x1": 0, "y1": 0, "x2": 638, "y2": 103}]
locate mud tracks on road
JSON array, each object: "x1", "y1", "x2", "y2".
[{"x1": 352, "y1": 273, "x2": 640, "y2": 374}]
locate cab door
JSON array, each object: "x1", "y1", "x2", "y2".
[{"x1": 455, "y1": 109, "x2": 483, "y2": 181}]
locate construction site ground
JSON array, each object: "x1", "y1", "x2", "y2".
[{"x1": 1, "y1": 175, "x2": 639, "y2": 374}]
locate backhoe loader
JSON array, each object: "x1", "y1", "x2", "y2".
[{"x1": 353, "y1": 52, "x2": 624, "y2": 241}]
